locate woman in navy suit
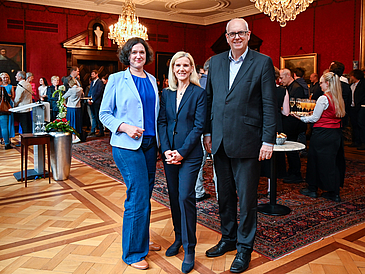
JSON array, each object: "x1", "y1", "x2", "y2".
[
  {"x1": 99, "y1": 38, "x2": 160, "y2": 270},
  {"x1": 158, "y1": 52, "x2": 207, "y2": 273}
]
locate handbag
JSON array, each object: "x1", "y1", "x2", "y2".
[{"x1": 0, "y1": 87, "x2": 11, "y2": 114}]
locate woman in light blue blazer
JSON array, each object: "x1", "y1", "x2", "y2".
[{"x1": 99, "y1": 38, "x2": 160, "y2": 270}]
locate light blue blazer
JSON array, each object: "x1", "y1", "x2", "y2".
[{"x1": 99, "y1": 69, "x2": 160, "y2": 150}]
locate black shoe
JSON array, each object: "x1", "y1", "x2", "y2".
[
  {"x1": 205, "y1": 240, "x2": 236, "y2": 257},
  {"x1": 300, "y1": 188, "x2": 318, "y2": 198},
  {"x1": 88, "y1": 131, "x2": 96, "y2": 136},
  {"x1": 181, "y1": 253, "x2": 195, "y2": 273},
  {"x1": 165, "y1": 241, "x2": 182, "y2": 257},
  {"x1": 321, "y1": 192, "x2": 341, "y2": 202},
  {"x1": 348, "y1": 142, "x2": 360, "y2": 147},
  {"x1": 4, "y1": 144, "x2": 12, "y2": 150},
  {"x1": 196, "y1": 193, "x2": 211, "y2": 202},
  {"x1": 96, "y1": 132, "x2": 105, "y2": 137},
  {"x1": 230, "y1": 252, "x2": 251, "y2": 273},
  {"x1": 283, "y1": 174, "x2": 303, "y2": 184},
  {"x1": 357, "y1": 144, "x2": 365, "y2": 150}
]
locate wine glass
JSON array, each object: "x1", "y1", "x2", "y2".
[
  {"x1": 296, "y1": 99, "x2": 302, "y2": 113},
  {"x1": 289, "y1": 97, "x2": 295, "y2": 112}
]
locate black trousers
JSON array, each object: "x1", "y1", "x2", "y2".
[
  {"x1": 283, "y1": 116, "x2": 307, "y2": 176},
  {"x1": 214, "y1": 143, "x2": 260, "y2": 253},
  {"x1": 349, "y1": 107, "x2": 360, "y2": 144},
  {"x1": 306, "y1": 127, "x2": 345, "y2": 194},
  {"x1": 163, "y1": 155, "x2": 202, "y2": 254},
  {"x1": 17, "y1": 112, "x2": 32, "y2": 133}
]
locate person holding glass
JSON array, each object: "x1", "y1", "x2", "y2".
[
  {"x1": 99, "y1": 38, "x2": 160, "y2": 270},
  {"x1": 292, "y1": 72, "x2": 346, "y2": 202},
  {"x1": 158, "y1": 51, "x2": 207, "y2": 273}
]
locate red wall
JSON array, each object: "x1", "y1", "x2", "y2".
[{"x1": 0, "y1": 0, "x2": 360, "y2": 86}]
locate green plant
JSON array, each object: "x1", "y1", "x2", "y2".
[{"x1": 45, "y1": 85, "x2": 80, "y2": 138}]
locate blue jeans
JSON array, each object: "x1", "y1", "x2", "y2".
[
  {"x1": 90, "y1": 102, "x2": 103, "y2": 134},
  {"x1": 0, "y1": 115, "x2": 10, "y2": 145},
  {"x1": 112, "y1": 137, "x2": 157, "y2": 264}
]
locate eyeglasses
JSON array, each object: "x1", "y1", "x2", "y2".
[{"x1": 227, "y1": 31, "x2": 249, "y2": 38}]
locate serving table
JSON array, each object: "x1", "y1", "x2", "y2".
[{"x1": 258, "y1": 141, "x2": 305, "y2": 216}]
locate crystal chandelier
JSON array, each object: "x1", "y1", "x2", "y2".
[
  {"x1": 250, "y1": 0, "x2": 313, "y2": 27},
  {"x1": 108, "y1": 0, "x2": 148, "y2": 47}
]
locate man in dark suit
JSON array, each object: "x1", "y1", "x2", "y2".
[
  {"x1": 63, "y1": 66, "x2": 81, "y2": 91},
  {"x1": 349, "y1": 70, "x2": 365, "y2": 149},
  {"x1": 203, "y1": 18, "x2": 277, "y2": 273},
  {"x1": 88, "y1": 70, "x2": 104, "y2": 137},
  {"x1": 279, "y1": 69, "x2": 306, "y2": 183},
  {"x1": 329, "y1": 61, "x2": 351, "y2": 129}
]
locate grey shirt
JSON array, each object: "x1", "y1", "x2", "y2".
[{"x1": 63, "y1": 85, "x2": 83, "y2": 108}]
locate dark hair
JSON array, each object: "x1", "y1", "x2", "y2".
[
  {"x1": 118, "y1": 38, "x2": 154, "y2": 66},
  {"x1": 196, "y1": 64, "x2": 203, "y2": 74},
  {"x1": 40, "y1": 77, "x2": 48, "y2": 86},
  {"x1": 91, "y1": 70, "x2": 98, "y2": 75},
  {"x1": 70, "y1": 66, "x2": 79, "y2": 73},
  {"x1": 329, "y1": 61, "x2": 345, "y2": 77},
  {"x1": 293, "y1": 67, "x2": 305, "y2": 78},
  {"x1": 349, "y1": 69, "x2": 364, "y2": 80}
]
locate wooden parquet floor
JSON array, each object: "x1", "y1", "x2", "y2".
[{"x1": 1, "y1": 140, "x2": 365, "y2": 273}]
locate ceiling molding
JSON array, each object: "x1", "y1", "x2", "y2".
[{"x1": 8, "y1": 0, "x2": 261, "y2": 26}]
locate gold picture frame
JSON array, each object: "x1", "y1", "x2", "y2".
[{"x1": 280, "y1": 53, "x2": 317, "y2": 82}]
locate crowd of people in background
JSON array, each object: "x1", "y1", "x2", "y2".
[
  {"x1": 1, "y1": 17, "x2": 365, "y2": 273},
  {"x1": 0, "y1": 66, "x2": 110, "y2": 148}
]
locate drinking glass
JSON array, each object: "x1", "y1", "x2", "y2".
[
  {"x1": 296, "y1": 99, "x2": 302, "y2": 113},
  {"x1": 290, "y1": 97, "x2": 295, "y2": 112}
]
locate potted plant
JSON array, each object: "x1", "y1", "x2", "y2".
[{"x1": 45, "y1": 85, "x2": 79, "y2": 181}]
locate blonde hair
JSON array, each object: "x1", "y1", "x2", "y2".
[
  {"x1": 0, "y1": 72, "x2": 11, "y2": 84},
  {"x1": 168, "y1": 51, "x2": 200, "y2": 91},
  {"x1": 320, "y1": 72, "x2": 345, "y2": 118},
  {"x1": 51, "y1": 76, "x2": 59, "y2": 82},
  {"x1": 68, "y1": 77, "x2": 77, "y2": 87}
]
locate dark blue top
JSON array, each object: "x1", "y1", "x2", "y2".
[{"x1": 132, "y1": 74, "x2": 156, "y2": 137}]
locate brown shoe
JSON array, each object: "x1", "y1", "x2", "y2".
[
  {"x1": 130, "y1": 259, "x2": 149, "y2": 270},
  {"x1": 149, "y1": 241, "x2": 161, "y2": 251}
]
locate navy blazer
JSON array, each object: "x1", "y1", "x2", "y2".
[
  {"x1": 89, "y1": 78, "x2": 104, "y2": 105},
  {"x1": 158, "y1": 83, "x2": 207, "y2": 159}
]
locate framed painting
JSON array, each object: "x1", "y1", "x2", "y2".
[
  {"x1": 0, "y1": 42, "x2": 25, "y2": 86},
  {"x1": 155, "y1": 52, "x2": 174, "y2": 91},
  {"x1": 280, "y1": 53, "x2": 317, "y2": 83}
]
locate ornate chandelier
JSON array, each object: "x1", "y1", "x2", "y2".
[
  {"x1": 250, "y1": 0, "x2": 313, "y2": 27},
  {"x1": 108, "y1": 0, "x2": 148, "y2": 47}
]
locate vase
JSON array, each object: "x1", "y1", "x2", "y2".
[{"x1": 49, "y1": 131, "x2": 72, "y2": 180}]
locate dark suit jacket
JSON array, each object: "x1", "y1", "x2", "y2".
[
  {"x1": 205, "y1": 49, "x2": 277, "y2": 158},
  {"x1": 46, "y1": 85, "x2": 60, "y2": 112},
  {"x1": 353, "y1": 79, "x2": 365, "y2": 110},
  {"x1": 89, "y1": 78, "x2": 104, "y2": 105},
  {"x1": 158, "y1": 83, "x2": 207, "y2": 159},
  {"x1": 310, "y1": 82, "x2": 322, "y2": 101}
]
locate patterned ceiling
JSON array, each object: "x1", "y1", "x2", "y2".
[{"x1": 9, "y1": 0, "x2": 261, "y2": 25}]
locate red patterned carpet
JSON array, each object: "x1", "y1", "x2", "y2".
[{"x1": 72, "y1": 137, "x2": 365, "y2": 260}]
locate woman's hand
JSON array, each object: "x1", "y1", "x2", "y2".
[
  {"x1": 118, "y1": 123, "x2": 145, "y2": 140},
  {"x1": 289, "y1": 112, "x2": 301, "y2": 120}
]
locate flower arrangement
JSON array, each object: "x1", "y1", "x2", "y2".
[{"x1": 45, "y1": 85, "x2": 80, "y2": 138}]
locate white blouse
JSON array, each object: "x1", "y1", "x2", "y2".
[
  {"x1": 300, "y1": 95, "x2": 329, "y2": 123},
  {"x1": 38, "y1": 85, "x2": 48, "y2": 97}
]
